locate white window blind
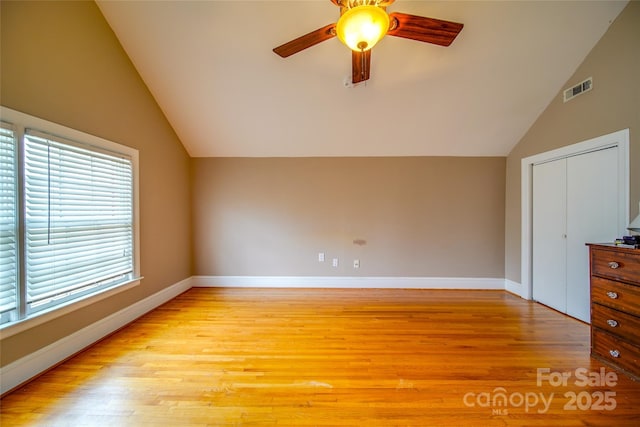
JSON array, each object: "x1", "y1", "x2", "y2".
[
  {"x1": 0, "y1": 122, "x2": 18, "y2": 321},
  {"x1": 23, "y1": 130, "x2": 134, "y2": 312}
]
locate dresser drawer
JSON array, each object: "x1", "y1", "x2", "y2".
[
  {"x1": 591, "y1": 247, "x2": 640, "y2": 283},
  {"x1": 591, "y1": 276, "x2": 640, "y2": 317},
  {"x1": 592, "y1": 303, "x2": 640, "y2": 343},
  {"x1": 591, "y1": 329, "x2": 640, "y2": 379}
]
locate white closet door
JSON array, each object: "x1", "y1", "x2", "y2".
[
  {"x1": 532, "y1": 158, "x2": 567, "y2": 313},
  {"x1": 566, "y1": 147, "x2": 619, "y2": 322}
]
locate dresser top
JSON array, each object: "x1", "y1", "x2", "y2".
[{"x1": 587, "y1": 243, "x2": 640, "y2": 253}]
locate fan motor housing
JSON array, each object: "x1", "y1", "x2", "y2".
[{"x1": 331, "y1": 0, "x2": 395, "y2": 15}]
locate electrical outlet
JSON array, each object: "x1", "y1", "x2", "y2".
[
  {"x1": 318, "y1": 252, "x2": 325, "y2": 262},
  {"x1": 353, "y1": 259, "x2": 360, "y2": 269},
  {"x1": 332, "y1": 258, "x2": 338, "y2": 267}
]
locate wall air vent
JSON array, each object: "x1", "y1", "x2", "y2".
[{"x1": 563, "y1": 77, "x2": 593, "y2": 103}]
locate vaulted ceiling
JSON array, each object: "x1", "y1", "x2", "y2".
[{"x1": 96, "y1": 1, "x2": 628, "y2": 157}]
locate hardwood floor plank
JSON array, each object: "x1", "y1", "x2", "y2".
[{"x1": 1, "y1": 288, "x2": 639, "y2": 426}]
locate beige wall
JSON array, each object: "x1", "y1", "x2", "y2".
[
  {"x1": 505, "y1": 1, "x2": 640, "y2": 283},
  {"x1": 0, "y1": 1, "x2": 191, "y2": 366},
  {"x1": 192, "y1": 157, "x2": 505, "y2": 278}
]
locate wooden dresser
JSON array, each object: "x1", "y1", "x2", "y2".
[{"x1": 588, "y1": 243, "x2": 640, "y2": 380}]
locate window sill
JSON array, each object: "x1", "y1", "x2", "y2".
[{"x1": 0, "y1": 277, "x2": 143, "y2": 340}]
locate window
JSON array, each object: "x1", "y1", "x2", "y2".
[{"x1": 0, "y1": 107, "x2": 140, "y2": 329}]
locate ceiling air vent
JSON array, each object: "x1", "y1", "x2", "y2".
[{"x1": 563, "y1": 77, "x2": 593, "y2": 103}]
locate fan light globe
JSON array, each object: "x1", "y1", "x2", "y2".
[{"x1": 336, "y1": 5, "x2": 390, "y2": 52}]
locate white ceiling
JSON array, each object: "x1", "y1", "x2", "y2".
[{"x1": 96, "y1": 0, "x2": 627, "y2": 158}]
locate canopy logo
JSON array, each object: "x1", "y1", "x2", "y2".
[{"x1": 463, "y1": 388, "x2": 553, "y2": 414}]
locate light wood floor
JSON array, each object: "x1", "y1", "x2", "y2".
[{"x1": 1, "y1": 288, "x2": 639, "y2": 426}]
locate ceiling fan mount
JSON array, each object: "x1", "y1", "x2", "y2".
[
  {"x1": 330, "y1": 0, "x2": 396, "y2": 15},
  {"x1": 273, "y1": 0, "x2": 463, "y2": 84}
]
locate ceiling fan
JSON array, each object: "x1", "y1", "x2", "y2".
[{"x1": 273, "y1": 0, "x2": 464, "y2": 84}]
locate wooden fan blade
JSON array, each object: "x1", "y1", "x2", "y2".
[
  {"x1": 273, "y1": 23, "x2": 336, "y2": 58},
  {"x1": 352, "y1": 50, "x2": 371, "y2": 84},
  {"x1": 388, "y1": 12, "x2": 463, "y2": 46}
]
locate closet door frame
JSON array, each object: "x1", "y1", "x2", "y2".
[{"x1": 520, "y1": 129, "x2": 629, "y2": 300}]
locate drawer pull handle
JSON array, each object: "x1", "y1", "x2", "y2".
[
  {"x1": 609, "y1": 350, "x2": 620, "y2": 358},
  {"x1": 607, "y1": 319, "x2": 619, "y2": 327},
  {"x1": 608, "y1": 261, "x2": 620, "y2": 269},
  {"x1": 606, "y1": 291, "x2": 618, "y2": 299}
]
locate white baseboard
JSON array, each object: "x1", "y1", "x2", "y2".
[
  {"x1": 0, "y1": 277, "x2": 192, "y2": 396},
  {"x1": 505, "y1": 279, "x2": 530, "y2": 299},
  {"x1": 192, "y1": 275, "x2": 506, "y2": 290}
]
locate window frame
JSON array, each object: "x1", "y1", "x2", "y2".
[
  {"x1": 0, "y1": 121, "x2": 18, "y2": 325},
  {"x1": 0, "y1": 106, "x2": 141, "y2": 338}
]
